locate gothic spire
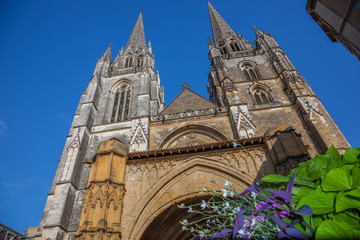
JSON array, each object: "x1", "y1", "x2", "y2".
[
  {"x1": 208, "y1": 1, "x2": 236, "y2": 44},
  {"x1": 125, "y1": 11, "x2": 146, "y2": 53}
]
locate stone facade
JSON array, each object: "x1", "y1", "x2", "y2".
[{"x1": 27, "y1": 2, "x2": 350, "y2": 240}]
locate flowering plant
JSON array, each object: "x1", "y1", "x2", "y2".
[
  {"x1": 179, "y1": 145, "x2": 360, "y2": 239},
  {"x1": 179, "y1": 171, "x2": 312, "y2": 239}
]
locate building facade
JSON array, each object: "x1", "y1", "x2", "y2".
[
  {"x1": 26, "y1": 2, "x2": 349, "y2": 240},
  {"x1": 306, "y1": 0, "x2": 360, "y2": 60},
  {"x1": 0, "y1": 223, "x2": 24, "y2": 240}
]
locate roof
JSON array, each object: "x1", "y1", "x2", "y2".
[
  {"x1": 160, "y1": 87, "x2": 218, "y2": 116},
  {"x1": 128, "y1": 136, "x2": 267, "y2": 160}
]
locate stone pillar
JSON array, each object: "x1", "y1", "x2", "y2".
[{"x1": 76, "y1": 140, "x2": 128, "y2": 240}]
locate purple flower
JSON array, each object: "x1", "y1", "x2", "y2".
[
  {"x1": 254, "y1": 215, "x2": 265, "y2": 222},
  {"x1": 233, "y1": 142, "x2": 238, "y2": 148},
  {"x1": 279, "y1": 210, "x2": 294, "y2": 218}
]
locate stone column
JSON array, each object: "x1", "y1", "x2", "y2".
[{"x1": 76, "y1": 140, "x2": 128, "y2": 240}]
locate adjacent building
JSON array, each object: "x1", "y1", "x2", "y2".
[
  {"x1": 307, "y1": 0, "x2": 360, "y2": 60},
  {"x1": 0, "y1": 223, "x2": 24, "y2": 240}
]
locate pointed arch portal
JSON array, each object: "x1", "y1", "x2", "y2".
[{"x1": 127, "y1": 155, "x2": 256, "y2": 240}]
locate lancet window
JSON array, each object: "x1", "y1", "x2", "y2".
[
  {"x1": 137, "y1": 57, "x2": 143, "y2": 67},
  {"x1": 111, "y1": 83, "x2": 131, "y2": 122},
  {"x1": 218, "y1": 43, "x2": 228, "y2": 55},
  {"x1": 253, "y1": 88, "x2": 272, "y2": 104},
  {"x1": 125, "y1": 56, "x2": 133, "y2": 68},
  {"x1": 241, "y1": 64, "x2": 259, "y2": 81},
  {"x1": 230, "y1": 41, "x2": 241, "y2": 52}
]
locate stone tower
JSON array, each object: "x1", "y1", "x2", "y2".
[
  {"x1": 27, "y1": 3, "x2": 349, "y2": 240},
  {"x1": 31, "y1": 12, "x2": 164, "y2": 239}
]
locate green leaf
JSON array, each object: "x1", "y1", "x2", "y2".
[
  {"x1": 294, "y1": 186, "x2": 315, "y2": 203},
  {"x1": 331, "y1": 212, "x2": 360, "y2": 228},
  {"x1": 297, "y1": 186, "x2": 336, "y2": 214},
  {"x1": 261, "y1": 174, "x2": 289, "y2": 183},
  {"x1": 343, "y1": 148, "x2": 360, "y2": 164},
  {"x1": 350, "y1": 167, "x2": 360, "y2": 189},
  {"x1": 315, "y1": 220, "x2": 360, "y2": 240},
  {"x1": 305, "y1": 215, "x2": 326, "y2": 231},
  {"x1": 336, "y1": 187, "x2": 360, "y2": 212},
  {"x1": 294, "y1": 177, "x2": 316, "y2": 188},
  {"x1": 325, "y1": 145, "x2": 341, "y2": 163},
  {"x1": 308, "y1": 155, "x2": 328, "y2": 180},
  {"x1": 321, "y1": 166, "x2": 351, "y2": 191},
  {"x1": 297, "y1": 161, "x2": 311, "y2": 178}
]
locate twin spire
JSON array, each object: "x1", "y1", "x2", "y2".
[
  {"x1": 100, "y1": 2, "x2": 263, "y2": 62},
  {"x1": 207, "y1": 1, "x2": 236, "y2": 44}
]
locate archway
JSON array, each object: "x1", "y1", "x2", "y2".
[
  {"x1": 140, "y1": 197, "x2": 209, "y2": 240},
  {"x1": 126, "y1": 155, "x2": 256, "y2": 239}
]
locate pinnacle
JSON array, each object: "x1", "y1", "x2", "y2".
[
  {"x1": 125, "y1": 11, "x2": 146, "y2": 53},
  {"x1": 101, "y1": 43, "x2": 112, "y2": 62},
  {"x1": 208, "y1": 1, "x2": 236, "y2": 44},
  {"x1": 253, "y1": 26, "x2": 265, "y2": 38}
]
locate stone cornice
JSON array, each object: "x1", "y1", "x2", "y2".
[
  {"x1": 151, "y1": 107, "x2": 227, "y2": 122},
  {"x1": 128, "y1": 136, "x2": 268, "y2": 160}
]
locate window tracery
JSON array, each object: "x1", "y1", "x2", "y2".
[
  {"x1": 241, "y1": 64, "x2": 259, "y2": 81},
  {"x1": 252, "y1": 88, "x2": 272, "y2": 104},
  {"x1": 111, "y1": 83, "x2": 131, "y2": 122},
  {"x1": 218, "y1": 42, "x2": 228, "y2": 55},
  {"x1": 230, "y1": 41, "x2": 241, "y2": 52}
]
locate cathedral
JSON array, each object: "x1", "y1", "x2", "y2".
[{"x1": 26, "y1": 2, "x2": 349, "y2": 240}]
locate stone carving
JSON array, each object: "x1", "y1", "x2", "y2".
[
  {"x1": 234, "y1": 107, "x2": 257, "y2": 138},
  {"x1": 77, "y1": 182, "x2": 125, "y2": 239},
  {"x1": 133, "y1": 129, "x2": 146, "y2": 145},
  {"x1": 130, "y1": 120, "x2": 148, "y2": 152},
  {"x1": 221, "y1": 148, "x2": 266, "y2": 174},
  {"x1": 151, "y1": 107, "x2": 227, "y2": 122},
  {"x1": 299, "y1": 97, "x2": 322, "y2": 118},
  {"x1": 281, "y1": 70, "x2": 304, "y2": 84},
  {"x1": 221, "y1": 78, "x2": 235, "y2": 92},
  {"x1": 127, "y1": 160, "x2": 177, "y2": 175},
  {"x1": 68, "y1": 129, "x2": 81, "y2": 151}
]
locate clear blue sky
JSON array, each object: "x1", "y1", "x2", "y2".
[{"x1": 0, "y1": 0, "x2": 359, "y2": 233}]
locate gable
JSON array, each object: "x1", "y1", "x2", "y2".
[{"x1": 160, "y1": 88, "x2": 217, "y2": 115}]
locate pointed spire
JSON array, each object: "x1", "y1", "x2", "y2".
[
  {"x1": 101, "y1": 43, "x2": 112, "y2": 62},
  {"x1": 253, "y1": 26, "x2": 264, "y2": 38},
  {"x1": 208, "y1": 37, "x2": 214, "y2": 46},
  {"x1": 208, "y1": 1, "x2": 236, "y2": 44},
  {"x1": 125, "y1": 11, "x2": 146, "y2": 53}
]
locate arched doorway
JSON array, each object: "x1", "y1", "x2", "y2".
[{"x1": 140, "y1": 197, "x2": 208, "y2": 240}]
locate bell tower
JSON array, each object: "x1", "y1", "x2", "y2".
[
  {"x1": 206, "y1": 1, "x2": 349, "y2": 156},
  {"x1": 33, "y1": 11, "x2": 164, "y2": 239}
]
